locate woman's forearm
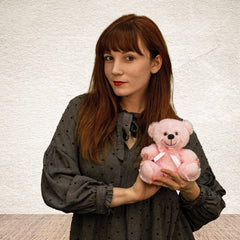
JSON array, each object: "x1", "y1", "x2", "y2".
[
  {"x1": 110, "y1": 175, "x2": 161, "y2": 208},
  {"x1": 180, "y1": 181, "x2": 200, "y2": 201},
  {"x1": 110, "y1": 187, "x2": 136, "y2": 207}
]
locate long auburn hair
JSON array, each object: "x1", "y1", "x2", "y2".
[{"x1": 76, "y1": 14, "x2": 178, "y2": 163}]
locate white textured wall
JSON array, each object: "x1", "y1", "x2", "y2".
[{"x1": 0, "y1": 0, "x2": 239, "y2": 214}]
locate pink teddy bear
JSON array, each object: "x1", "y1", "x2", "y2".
[{"x1": 139, "y1": 118, "x2": 201, "y2": 183}]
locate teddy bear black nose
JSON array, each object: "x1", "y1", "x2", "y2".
[{"x1": 168, "y1": 134, "x2": 174, "y2": 140}]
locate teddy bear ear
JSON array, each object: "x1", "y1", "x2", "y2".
[
  {"x1": 182, "y1": 120, "x2": 194, "y2": 134},
  {"x1": 148, "y1": 122, "x2": 158, "y2": 138}
]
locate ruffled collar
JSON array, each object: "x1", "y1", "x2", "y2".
[
  {"x1": 114, "y1": 110, "x2": 139, "y2": 161},
  {"x1": 118, "y1": 110, "x2": 138, "y2": 140}
]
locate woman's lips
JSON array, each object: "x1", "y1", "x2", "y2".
[{"x1": 113, "y1": 81, "x2": 125, "y2": 86}]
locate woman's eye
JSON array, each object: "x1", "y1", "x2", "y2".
[
  {"x1": 126, "y1": 55, "x2": 135, "y2": 61},
  {"x1": 104, "y1": 55, "x2": 113, "y2": 61}
]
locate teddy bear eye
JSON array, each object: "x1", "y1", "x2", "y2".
[
  {"x1": 164, "y1": 132, "x2": 168, "y2": 136},
  {"x1": 175, "y1": 132, "x2": 178, "y2": 135}
]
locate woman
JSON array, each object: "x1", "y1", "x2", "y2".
[{"x1": 41, "y1": 14, "x2": 226, "y2": 240}]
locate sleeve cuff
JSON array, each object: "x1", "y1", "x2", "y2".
[
  {"x1": 96, "y1": 184, "x2": 113, "y2": 214},
  {"x1": 179, "y1": 185, "x2": 206, "y2": 209}
]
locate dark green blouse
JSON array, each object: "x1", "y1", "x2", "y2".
[{"x1": 41, "y1": 94, "x2": 226, "y2": 240}]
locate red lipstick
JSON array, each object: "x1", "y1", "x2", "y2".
[{"x1": 113, "y1": 81, "x2": 125, "y2": 86}]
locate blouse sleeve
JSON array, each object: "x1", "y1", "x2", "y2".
[
  {"x1": 179, "y1": 131, "x2": 226, "y2": 231},
  {"x1": 41, "y1": 96, "x2": 113, "y2": 215}
]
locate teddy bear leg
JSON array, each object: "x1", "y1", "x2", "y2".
[
  {"x1": 139, "y1": 160, "x2": 162, "y2": 183},
  {"x1": 178, "y1": 162, "x2": 201, "y2": 181}
]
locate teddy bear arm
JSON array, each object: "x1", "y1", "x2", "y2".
[
  {"x1": 139, "y1": 160, "x2": 163, "y2": 183},
  {"x1": 180, "y1": 149, "x2": 198, "y2": 163},
  {"x1": 140, "y1": 144, "x2": 159, "y2": 160},
  {"x1": 178, "y1": 149, "x2": 201, "y2": 181}
]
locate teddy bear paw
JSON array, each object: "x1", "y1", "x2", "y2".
[
  {"x1": 139, "y1": 160, "x2": 162, "y2": 183},
  {"x1": 178, "y1": 162, "x2": 201, "y2": 181}
]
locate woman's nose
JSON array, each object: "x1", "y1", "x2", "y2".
[{"x1": 112, "y1": 60, "x2": 123, "y2": 75}]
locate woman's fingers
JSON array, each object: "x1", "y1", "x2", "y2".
[
  {"x1": 131, "y1": 175, "x2": 161, "y2": 202},
  {"x1": 141, "y1": 154, "x2": 148, "y2": 161},
  {"x1": 152, "y1": 176, "x2": 180, "y2": 190},
  {"x1": 151, "y1": 169, "x2": 188, "y2": 191}
]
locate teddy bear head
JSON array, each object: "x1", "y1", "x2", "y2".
[{"x1": 148, "y1": 118, "x2": 193, "y2": 150}]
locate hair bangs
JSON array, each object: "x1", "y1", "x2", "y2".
[{"x1": 101, "y1": 23, "x2": 143, "y2": 55}]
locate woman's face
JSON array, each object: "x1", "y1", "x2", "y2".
[{"x1": 104, "y1": 40, "x2": 160, "y2": 106}]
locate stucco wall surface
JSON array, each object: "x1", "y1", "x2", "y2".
[{"x1": 0, "y1": 0, "x2": 239, "y2": 214}]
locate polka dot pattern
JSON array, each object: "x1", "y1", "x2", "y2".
[{"x1": 41, "y1": 94, "x2": 226, "y2": 240}]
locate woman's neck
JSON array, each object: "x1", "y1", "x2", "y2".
[{"x1": 120, "y1": 95, "x2": 146, "y2": 113}]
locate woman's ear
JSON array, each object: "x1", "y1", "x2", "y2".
[{"x1": 151, "y1": 55, "x2": 162, "y2": 74}]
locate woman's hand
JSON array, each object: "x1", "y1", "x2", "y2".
[
  {"x1": 127, "y1": 154, "x2": 161, "y2": 203},
  {"x1": 110, "y1": 155, "x2": 160, "y2": 208},
  {"x1": 110, "y1": 175, "x2": 160, "y2": 208},
  {"x1": 151, "y1": 169, "x2": 200, "y2": 201},
  {"x1": 128, "y1": 175, "x2": 161, "y2": 203}
]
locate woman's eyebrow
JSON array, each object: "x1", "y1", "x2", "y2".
[
  {"x1": 103, "y1": 50, "x2": 139, "y2": 55},
  {"x1": 122, "y1": 51, "x2": 136, "y2": 54},
  {"x1": 103, "y1": 51, "x2": 111, "y2": 54}
]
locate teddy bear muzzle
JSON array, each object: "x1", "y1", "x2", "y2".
[
  {"x1": 164, "y1": 134, "x2": 177, "y2": 146},
  {"x1": 168, "y1": 134, "x2": 174, "y2": 140}
]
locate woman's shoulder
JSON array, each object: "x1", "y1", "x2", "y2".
[
  {"x1": 60, "y1": 94, "x2": 88, "y2": 123},
  {"x1": 68, "y1": 93, "x2": 87, "y2": 107},
  {"x1": 68, "y1": 92, "x2": 99, "y2": 107}
]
